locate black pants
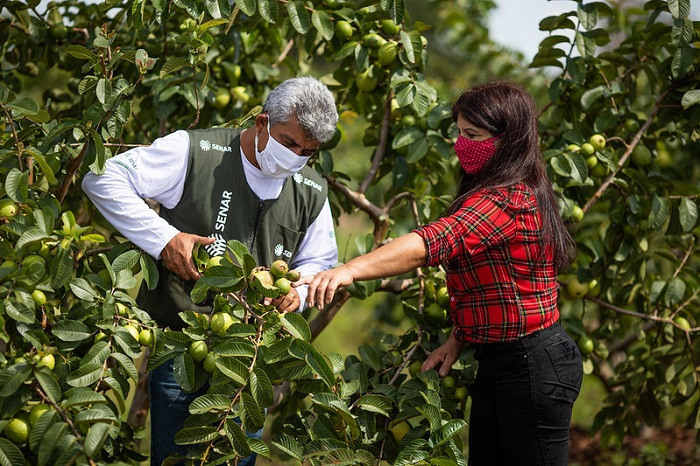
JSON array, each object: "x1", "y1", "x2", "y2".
[{"x1": 468, "y1": 322, "x2": 583, "y2": 465}]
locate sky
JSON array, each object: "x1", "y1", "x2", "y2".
[{"x1": 490, "y1": 0, "x2": 700, "y2": 60}]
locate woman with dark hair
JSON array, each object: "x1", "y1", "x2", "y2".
[{"x1": 298, "y1": 81, "x2": 583, "y2": 465}]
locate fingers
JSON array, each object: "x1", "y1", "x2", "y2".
[
  {"x1": 274, "y1": 290, "x2": 300, "y2": 313},
  {"x1": 421, "y1": 352, "x2": 443, "y2": 373},
  {"x1": 293, "y1": 275, "x2": 314, "y2": 286},
  {"x1": 194, "y1": 235, "x2": 215, "y2": 245},
  {"x1": 439, "y1": 353, "x2": 458, "y2": 377}
]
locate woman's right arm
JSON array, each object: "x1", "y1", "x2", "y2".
[{"x1": 300, "y1": 232, "x2": 427, "y2": 310}]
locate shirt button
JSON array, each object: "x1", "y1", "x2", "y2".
[{"x1": 450, "y1": 297, "x2": 455, "y2": 301}]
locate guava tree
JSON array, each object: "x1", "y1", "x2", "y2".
[{"x1": 0, "y1": 0, "x2": 697, "y2": 464}]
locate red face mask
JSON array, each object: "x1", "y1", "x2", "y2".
[{"x1": 454, "y1": 134, "x2": 501, "y2": 174}]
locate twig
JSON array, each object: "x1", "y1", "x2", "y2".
[
  {"x1": 584, "y1": 294, "x2": 697, "y2": 332},
  {"x1": 324, "y1": 175, "x2": 384, "y2": 221},
  {"x1": 583, "y1": 90, "x2": 670, "y2": 213},
  {"x1": 0, "y1": 102, "x2": 23, "y2": 171},
  {"x1": 359, "y1": 91, "x2": 393, "y2": 194},
  {"x1": 272, "y1": 39, "x2": 295, "y2": 67},
  {"x1": 56, "y1": 142, "x2": 89, "y2": 203},
  {"x1": 671, "y1": 237, "x2": 695, "y2": 281},
  {"x1": 389, "y1": 332, "x2": 423, "y2": 385},
  {"x1": 35, "y1": 386, "x2": 84, "y2": 441},
  {"x1": 384, "y1": 191, "x2": 412, "y2": 213},
  {"x1": 188, "y1": 67, "x2": 200, "y2": 129}
]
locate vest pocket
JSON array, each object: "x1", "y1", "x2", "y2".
[{"x1": 271, "y1": 225, "x2": 303, "y2": 262}]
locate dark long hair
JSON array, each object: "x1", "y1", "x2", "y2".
[{"x1": 446, "y1": 81, "x2": 574, "y2": 271}]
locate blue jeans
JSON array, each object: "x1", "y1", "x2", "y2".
[
  {"x1": 468, "y1": 322, "x2": 583, "y2": 465},
  {"x1": 149, "y1": 360, "x2": 262, "y2": 466}
]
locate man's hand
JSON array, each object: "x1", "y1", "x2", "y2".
[
  {"x1": 264, "y1": 288, "x2": 301, "y2": 313},
  {"x1": 160, "y1": 232, "x2": 215, "y2": 281}
]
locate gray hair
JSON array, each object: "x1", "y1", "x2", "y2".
[{"x1": 262, "y1": 77, "x2": 338, "y2": 143}]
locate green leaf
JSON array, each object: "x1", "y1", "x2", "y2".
[
  {"x1": 110, "y1": 352, "x2": 139, "y2": 381},
  {"x1": 430, "y1": 419, "x2": 467, "y2": 448},
  {"x1": 672, "y1": 18, "x2": 694, "y2": 46},
  {"x1": 581, "y1": 85, "x2": 606, "y2": 110},
  {"x1": 5, "y1": 168, "x2": 29, "y2": 203},
  {"x1": 247, "y1": 437, "x2": 271, "y2": 459},
  {"x1": 66, "y1": 361, "x2": 103, "y2": 387},
  {"x1": 205, "y1": 0, "x2": 230, "y2": 19},
  {"x1": 6, "y1": 96, "x2": 39, "y2": 115},
  {"x1": 50, "y1": 247, "x2": 73, "y2": 289},
  {"x1": 5, "y1": 300, "x2": 35, "y2": 324},
  {"x1": 678, "y1": 198, "x2": 698, "y2": 232},
  {"x1": 0, "y1": 364, "x2": 32, "y2": 397},
  {"x1": 356, "y1": 394, "x2": 393, "y2": 416},
  {"x1": 95, "y1": 78, "x2": 112, "y2": 106},
  {"x1": 35, "y1": 368, "x2": 61, "y2": 403},
  {"x1": 241, "y1": 392, "x2": 265, "y2": 430},
  {"x1": 173, "y1": 352, "x2": 196, "y2": 392},
  {"x1": 575, "y1": 31, "x2": 596, "y2": 59},
  {"x1": 681, "y1": 90, "x2": 700, "y2": 109},
  {"x1": 381, "y1": 0, "x2": 405, "y2": 24},
  {"x1": 392, "y1": 126, "x2": 424, "y2": 149},
  {"x1": 159, "y1": 57, "x2": 191, "y2": 78},
  {"x1": 671, "y1": 46, "x2": 693, "y2": 78},
  {"x1": 311, "y1": 10, "x2": 334, "y2": 40},
  {"x1": 70, "y1": 278, "x2": 99, "y2": 301},
  {"x1": 37, "y1": 421, "x2": 67, "y2": 466},
  {"x1": 280, "y1": 312, "x2": 311, "y2": 341},
  {"x1": 235, "y1": 0, "x2": 256, "y2": 16},
  {"x1": 250, "y1": 367, "x2": 274, "y2": 407},
  {"x1": 664, "y1": 278, "x2": 686, "y2": 307},
  {"x1": 84, "y1": 422, "x2": 112, "y2": 458},
  {"x1": 286, "y1": 1, "x2": 310, "y2": 34},
  {"x1": 52, "y1": 320, "x2": 92, "y2": 342},
  {"x1": 577, "y1": 3, "x2": 598, "y2": 30},
  {"x1": 174, "y1": 426, "x2": 219, "y2": 445},
  {"x1": 212, "y1": 340, "x2": 255, "y2": 357},
  {"x1": 29, "y1": 410, "x2": 57, "y2": 452},
  {"x1": 258, "y1": 0, "x2": 277, "y2": 23},
  {"x1": 0, "y1": 438, "x2": 25, "y2": 466},
  {"x1": 189, "y1": 394, "x2": 232, "y2": 414},
  {"x1": 668, "y1": 0, "x2": 690, "y2": 19},
  {"x1": 358, "y1": 345, "x2": 381, "y2": 371},
  {"x1": 113, "y1": 249, "x2": 140, "y2": 273},
  {"x1": 416, "y1": 403, "x2": 442, "y2": 433},
  {"x1": 64, "y1": 388, "x2": 107, "y2": 407},
  {"x1": 75, "y1": 406, "x2": 118, "y2": 424},
  {"x1": 215, "y1": 357, "x2": 248, "y2": 385},
  {"x1": 225, "y1": 419, "x2": 252, "y2": 456},
  {"x1": 139, "y1": 254, "x2": 159, "y2": 290},
  {"x1": 27, "y1": 151, "x2": 57, "y2": 186},
  {"x1": 66, "y1": 45, "x2": 95, "y2": 61},
  {"x1": 648, "y1": 195, "x2": 671, "y2": 229},
  {"x1": 272, "y1": 432, "x2": 302, "y2": 460}
]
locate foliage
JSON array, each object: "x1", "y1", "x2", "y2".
[{"x1": 0, "y1": 0, "x2": 697, "y2": 463}]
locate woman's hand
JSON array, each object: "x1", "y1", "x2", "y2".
[
  {"x1": 294, "y1": 265, "x2": 355, "y2": 310},
  {"x1": 421, "y1": 332, "x2": 462, "y2": 377}
]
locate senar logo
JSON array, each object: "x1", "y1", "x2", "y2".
[{"x1": 200, "y1": 139, "x2": 212, "y2": 151}]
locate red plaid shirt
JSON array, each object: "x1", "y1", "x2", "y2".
[{"x1": 414, "y1": 183, "x2": 559, "y2": 344}]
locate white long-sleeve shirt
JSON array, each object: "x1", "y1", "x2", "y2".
[{"x1": 81, "y1": 130, "x2": 338, "y2": 309}]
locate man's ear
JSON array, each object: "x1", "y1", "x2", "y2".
[{"x1": 254, "y1": 113, "x2": 268, "y2": 133}]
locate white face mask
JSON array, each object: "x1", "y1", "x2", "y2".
[{"x1": 254, "y1": 119, "x2": 310, "y2": 179}]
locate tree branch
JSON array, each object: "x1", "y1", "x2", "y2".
[
  {"x1": 56, "y1": 142, "x2": 89, "y2": 203},
  {"x1": 309, "y1": 290, "x2": 352, "y2": 341},
  {"x1": 359, "y1": 91, "x2": 393, "y2": 194},
  {"x1": 583, "y1": 90, "x2": 671, "y2": 213},
  {"x1": 324, "y1": 174, "x2": 384, "y2": 221}
]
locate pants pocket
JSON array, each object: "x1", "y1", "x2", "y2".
[{"x1": 543, "y1": 337, "x2": 583, "y2": 403}]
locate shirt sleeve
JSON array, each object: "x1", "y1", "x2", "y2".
[
  {"x1": 290, "y1": 199, "x2": 338, "y2": 310},
  {"x1": 81, "y1": 130, "x2": 190, "y2": 259},
  {"x1": 413, "y1": 192, "x2": 516, "y2": 267}
]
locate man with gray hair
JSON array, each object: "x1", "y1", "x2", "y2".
[{"x1": 82, "y1": 76, "x2": 339, "y2": 465}]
